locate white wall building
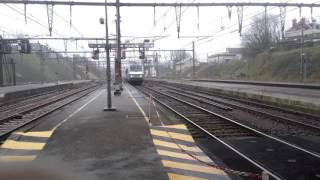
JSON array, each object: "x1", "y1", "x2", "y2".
[{"x1": 207, "y1": 48, "x2": 243, "y2": 64}]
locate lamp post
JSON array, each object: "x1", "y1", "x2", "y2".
[{"x1": 102, "y1": 0, "x2": 116, "y2": 111}]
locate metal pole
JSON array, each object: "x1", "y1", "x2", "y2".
[
  {"x1": 155, "y1": 53, "x2": 159, "y2": 78},
  {"x1": 104, "y1": 0, "x2": 116, "y2": 111},
  {"x1": 148, "y1": 56, "x2": 151, "y2": 77},
  {"x1": 11, "y1": 58, "x2": 16, "y2": 86},
  {"x1": 192, "y1": 41, "x2": 195, "y2": 79},
  {"x1": 86, "y1": 58, "x2": 89, "y2": 80},
  {"x1": 300, "y1": 21, "x2": 305, "y2": 82},
  {"x1": 40, "y1": 44, "x2": 45, "y2": 84},
  {"x1": 72, "y1": 55, "x2": 76, "y2": 80},
  {"x1": 0, "y1": 49, "x2": 3, "y2": 87},
  {"x1": 114, "y1": 0, "x2": 122, "y2": 95}
]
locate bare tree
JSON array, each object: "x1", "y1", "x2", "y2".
[
  {"x1": 171, "y1": 50, "x2": 191, "y2": 63},
  {"x1": 242, "y1": 14, "x2": 280, "y2": 56}
]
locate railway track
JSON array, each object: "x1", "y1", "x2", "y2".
[
  {"x1": 148, "y1": 82, "x2": 320, "y2": 134},
  {"x1": 0, "y1": 82, "x2": 101, "y2": 139},
  {"x1": 136, "y1": 84, "x2": 320, "y2": 179},
  {"x1": 0, "y1": 84, "x2": 82, "y2": 113}
]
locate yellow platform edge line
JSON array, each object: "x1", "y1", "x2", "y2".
[
  {"x1": 168, "y1": 173, "x2": 207, "y2": 180},
  {"x1": 157, "y1": 149, "x2": 212, "y2": 163},
  {"x1": 162, "y1": 160, "x2": 227, "y2": 175},
  {"x1": 15, "y1": 131, "x2": 54, "y2": 138},
  {"x1": 151, "y1": 129, "x2": 195, "y2": 143},
  {"x1": 157, "y1": 124, "x2": 188, "y2": 130},
  {"x1": 153, "y1": 139, "x2": 202, "y2": 153},
  {"x1": 0, "y1": 155, "x2": 36, "y2": 162},
  {"x1": 1, "y1": 140, "x2": 45, "y2": 150}
]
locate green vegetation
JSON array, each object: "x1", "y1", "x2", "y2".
[
  {"x1": 3, "y1": 53, "x2": 102, "y2": 85},
  {"x1": 196, "y1": 46, "x2": 320, "y2": 83}
]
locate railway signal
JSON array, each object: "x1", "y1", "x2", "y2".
[
  {"x1": 18, "y1": 39, "x2": 31, "y2": 54},
  {"x1": 139, "y1": 48, "x2": 145, "y2": 59},
  {"x1": 121, "y1": 50, "x2": 126, "y2": 59},
  {"x1": 92, "y1": 49, "x2": 100, "y2": 60}
]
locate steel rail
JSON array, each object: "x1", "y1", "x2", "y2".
[
  {"x1": 0, "y1": 84, "x2": 101, "y2": 139},
  {"x1": 137, "y1": 86, "x2": 281, "y2": 180},
  {"x1": 152, "y1": 83, "x2": 320, "y2": 132},
  {"x1": 0, "y1": 85, "x2": 97, "y2": 124},
  {"x1": 0, "y1": 85, "x2": 91, "y2": 122},
  {"x1": 151, "y1": 81, "x2": 320, "y2": 123},
  {"x1": 0, "y1": 1, "x2": 319, "y2": 7},
  {"x1": 143, "y1": 85, "x2": 320, "y2": 160},
  {"x1": 0, "y1": 89, "x2": 67, "y2": 113},
  {"x1": 165, "y1": 90, "x2": 233, "y2": 111}
]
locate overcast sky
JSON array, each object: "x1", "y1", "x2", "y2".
[{"x1": 0, "y1": 0, "x2": 319, "y2": 62}]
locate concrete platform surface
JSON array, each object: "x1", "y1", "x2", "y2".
[{"x1": 0, "y1": 85, "x2": 231, "y2": 180}]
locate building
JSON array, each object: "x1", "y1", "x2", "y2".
[
  {"x1": 285, "y1": 18, "x2": 320, "y2": 40},
  {"x1": 278, "y1": 18, "x2": 320, "y2": 49},
  {"x1": 207, "y1": 48, "x2": 243, "y2": 64}
]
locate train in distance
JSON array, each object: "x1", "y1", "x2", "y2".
[{"x1": 125, "y1": 63, "x2": 144, "y2": 85}]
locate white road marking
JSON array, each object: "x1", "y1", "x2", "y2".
[
  {"x1": 53, "y1": 90, "x2": 104, "y2": 130},
  {"x1": 126, "y1": 85, "x2": 150, "y2": 124}
]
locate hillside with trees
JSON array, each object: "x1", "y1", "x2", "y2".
[
  {"x1": 1, "y1": 43, "x2": 103, "y2": 86},
  {"x1": 196, "y1": 14, "x2": 320, "y2": 84}
]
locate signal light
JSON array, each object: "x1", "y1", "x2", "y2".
[
  {"x1": 121, "y1": 50, "x2": 126, "y2": 59},
  {"x1": 92, "y1": 49, "x2": 100, "y2": 60},
  {"x1": 19, "y1": 39, "x2": 31, "y2": 54},
  {"x1": 139, "y1": 49, "x2": 145, "y2": 59}
]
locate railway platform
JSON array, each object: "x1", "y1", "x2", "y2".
[
  {"x1": 0, "y1": 80, "x2": 90, "y2": 98},
  {"x1": 0, "y1": 85, "x2": 230, "y2": 180},
  {"x1": 150, "y1": 79, "x2": 320, "y2": 113}
]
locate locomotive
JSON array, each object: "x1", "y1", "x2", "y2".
[{"x1": 125, "y1": 63, "x2": 144, "y2": 85}]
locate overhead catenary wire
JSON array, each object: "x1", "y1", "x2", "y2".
[
  {"x1": 178, "y1": 0, "x2": 295, "y2": 50},
  {"x1": 197, "y1": 10, "x2": 320, "y2": 56},
  {"x1": 0, "y1": 1, "x2": 319, "y2": 7},
  {"x1": 4, "y1": 4, "x2": 64, "y2": 37},
  {"x1": 3, "y1": 4, "x2": 88, "y2": 52}
]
